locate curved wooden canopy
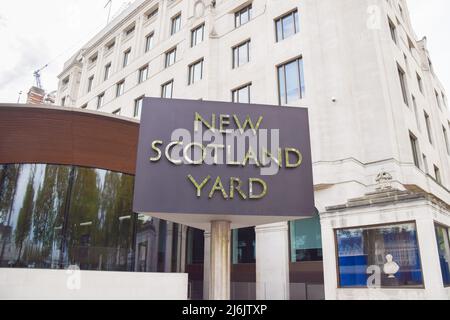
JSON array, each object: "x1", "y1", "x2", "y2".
[{"x1": 0, "y1": 104, "x2": 140, "y2": 175}]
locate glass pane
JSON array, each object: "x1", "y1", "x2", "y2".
[
  {"x1": 282, "y1": 14, "x2": 295, "y2": 39},
  {"x1": 435, "y1": 225, "x2": 450, "y2": 286},
  {"x1": 238, "y1": 43, "x2": 249, "y2": 66},
  {"x1": 336, "y1": 223, "x2": 423, "y2": 288},
  {"x1": 232, "y1": 227, "x2": 255, "y2": 264},
  {"x1": 290, "y1": 216, "x2": 322, "y2": 262},
  {"x1": 285, "y1": 60, "x2": 300, "y2": 104},
  {"x1": 238, "y1": 86, "x2": 250, "y2": 103},
  {"x1": 0, "y1": 164, "x2": 69, "y2": 269},
  {"x1": 276, "y1": 20, "x2": 283, "y2": 42}
]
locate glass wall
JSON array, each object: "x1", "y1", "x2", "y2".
[
  {"x1": 290, "y1": 216, "x2": 322, "y2": 262},
  {"x1": 336, "y1": 222, "x2": 423, "y2": 288},
  {"x1": 232, "y1": 227, "x2": 255, "y2": 264},
  {"x1": 0, "y1": 164, "x2": 183, "y2": 273},
  {"x1": 435, "y1": 224, "x2": 450, "y2": 286}
]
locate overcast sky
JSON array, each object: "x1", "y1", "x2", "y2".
[{"x1": 0, "y1": 0, "x2": 448, "y2": 103}]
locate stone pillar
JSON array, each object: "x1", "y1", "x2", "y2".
[
  {"x1": 164, "y1": 222, "x2": 173, "y2": 272},
  {"x1": 209, "y1": 221, "x2": 231, "y2": 300},
  {"x1": 416, "y1": 217, "x2": 447, "y2": 299},
  {"x1": 255, "y1": 222, "x2": 290, "y2": 300},
  {"x1": 203, "y1": 231, "x2": 211, "y2": 300}
]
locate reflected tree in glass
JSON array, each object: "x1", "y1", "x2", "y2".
[{"x1": 14, "y1": 168, "x2": 36, "y2": 265}]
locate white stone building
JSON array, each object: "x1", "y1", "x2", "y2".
[{"x1": 56, "y1": 0, "x2": 450, "y2": 300}]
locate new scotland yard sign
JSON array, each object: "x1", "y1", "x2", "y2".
[{"x1": 133, "y1": 98, "x2": 315, "y2": 229}]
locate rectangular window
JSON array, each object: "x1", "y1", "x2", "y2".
[
  {"x1": 416, "y1": 73, "x2": 423, "y2": 94},
  {"x1": 278, "y1": 57, "x2": 305, "y2": 105},
  {"x1": 422, "y1": 154, "x2": 429, "y2": 174},
  {"x1": 235, "y1": 4, "x2": 252, "y2": 28},
  {"x1": 232, "y1": 83, "x2": 251, "y2": 104},
  {"x1": 171, "y1": 13, "x2": 181, "y2": 35},
  {"x1": 161, "y1": 80, "x2": 174, "y2": 99},
  {"x1": 104, "y1": 63, "x2": 112, "y2": 81},
  {"x1": 138, "y1": 65, "x2": 149, "y2": 84},
  {"x1": 134, "y1": 96, "x2": 144, "y2": 118},
  {"x1": 232, "y1": 227, "x2": 256, "y2": 264},
  {"x1": 397, "y1": 65, "x2": 409, "y2": 106},
  {"x1": 89, "y1": 53, "x2": 98, "y2": 64},
  {"x1": 188, "y1": 59, "x2": 204, "y2": 85},
  {"x1": 112, "y1": 108, "x2": 121, "y2": 115},
  {"x1": 62, "y1": 76, "x2": 70, "y2": 87},
  {"x1": 123, "y1": 49, "x2": 131, "y2": 68},
  {"x1": 145, "y1": 32, "x2": 154, "y2": 52},
  {"x1": 442, "y1": 93, "x2": 447, "y2": 108},
  {"x1": 275, "y1": 9, "x2": 300, "y2": 42},
  {"x1": 290, "y1": 216, "x2": 322, "y2": 262},
  {"x1": 191, "y1": 23, "x2": 205, "y2": 47},
  {"x1": 125, "y1": 24, "x2": 135, "y2": 37},
  {"x1": 97, "y1": 93, "x2": 105, "y2": 109},
  {"x1": 435, "y1": 224, "x2": 450, "y2": 286},
  {"x1": 409, "y1": 132, "x2": 420, "y2": 168},
  {"x1": 434, "y1": 165, "x2": 442, "y2": 184},
  {"x1": 116, "y1": 80, "x2": 125, "y2": 97},
  {"x1": 87, "y1": 76, "x2": 94, "y2": 93},
  {"x1": 105, "y1": 39, "x2": 115, "y2": 52},
  {"x1": 443, "y1": 126, "x2": 450, "y2": 155},
  {"x1": 61, "y1": 97, "x2": 66, "y2": 107},
  {"x1": 232, "y1": 40, "x2": 250, "y2": 69},
  {"x1": 389, "y1": 18, "x2": 397, "y2": 44},
  {"x1": 165, "y1": 47, "x2": 177, "y2": 68},
  {"x1": 336, "y1": 222, "x2": 423, "y2": 288},
  {"x1": 146, "y1": 7, "x2": 158, "y2": 20},
  {"x1": 412, "y1": 95, "x2": 420, "y2": 131},
  {"x1": 435, "y1": 90, "x2": 442, "y2": 109},
  {"x1": 424, "y1": 111, "x2": 433, "y2": 144}
]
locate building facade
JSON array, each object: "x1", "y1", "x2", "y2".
[{"x1": 2, "y1": 0, "x2": 449, "y2": 299}]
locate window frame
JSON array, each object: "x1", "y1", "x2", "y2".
[
  {"x1": 277, "y1": 56, "x2": 305, "y2": 105},
  {"x1": 165, "y1": 47, "x2": 177, "y2": 68},
  {"x1": 334, "y1": 221, "x2": 425, "y2": 289},
  {"x1": 232, "y1": 39, "x2": 251, "y2": 69},
  {"x1": 188, "y1": 58, "x2": 204, "y2": 85},
  {"x1": 275, "y1": 9, "x2": 300, "y2": 42},
  {"x1": 161, "y1": 80, "x2": 174, "y2": 99},
  {"x1": 231, "y1": 83, "x2": 252, "y2": 104},
  {"x1": 191, "y1": 23, "x2": 205, "y2": 47},
  {"x1": 234, "y1": 4, "x2": 252, "y2": 28},
  {"x1": 171, "y1": 13, "x2": 182, "y2": 35}
]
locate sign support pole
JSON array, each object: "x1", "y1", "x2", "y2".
[{"x1": 209, "y1": 220, "x2": 231, "y2": 300}]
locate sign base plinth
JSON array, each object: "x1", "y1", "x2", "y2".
[{"x1": 209, "y1": 221, "x2": 231, "y2": 300}]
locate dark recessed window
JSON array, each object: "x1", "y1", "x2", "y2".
[
  {"x1": 397, "y1": 64, "x2": 409, "y2": 106},
  {"x1": 435, "y1": 224, "x2": 450, "y2": 286},
  {"x1": 409, "y1": 131, "x2": 420, "y2": 168},
  {"x1": 116, "y1": 80, "x2": 125, "y2": 97},
  {"x1": 97, "y1": 92, "x2": 105, "y2": 109},
  {"x1": 87, "y1": 76, "x2": 94, "y2": 93},
  {"x1": 104, "y1": 63, "x2": 112, "y2": 81}
]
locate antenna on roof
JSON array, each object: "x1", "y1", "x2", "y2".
[{"x1": 105, "y1": 0, "x2": 113, "y2": 24}]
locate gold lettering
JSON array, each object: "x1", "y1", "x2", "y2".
[
  {"x1": 219, "y1": 114, "x2": 231, "y2": 133},
  {"x1": 230, "y1": 177, "x2": 247, "y2": 200},
  {"x1": 195, "y1": 112, "x2": 216, "y2": 132},
  {"x1": 233, "y1": 115, "x2": 263, "y2": 134},
  {"x1": 150, "y1": 140, "x2": 163, "y2": 162},
  {"x1": 261, "y1": 148, "x2": 282, "y2": 168},
  {"x1": 226, "y1": 145, "x2": 241, "y2": 166},
  {"x1": 249, "y1": 178, "x2": 268, "y2": 199},
  {"x1": 209, "y1": 176, "x2": 228, "y2": 199},
  {"x1": 187, "y1": 175, "x2": 211, "y2": 197},
  {"x1": 285, "y1": 148, "x2": 303, "y2": 168}
]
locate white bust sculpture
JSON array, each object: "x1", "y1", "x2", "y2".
[{"x1": 383, "y1": 254, "x2": 400, "y2": 278}]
